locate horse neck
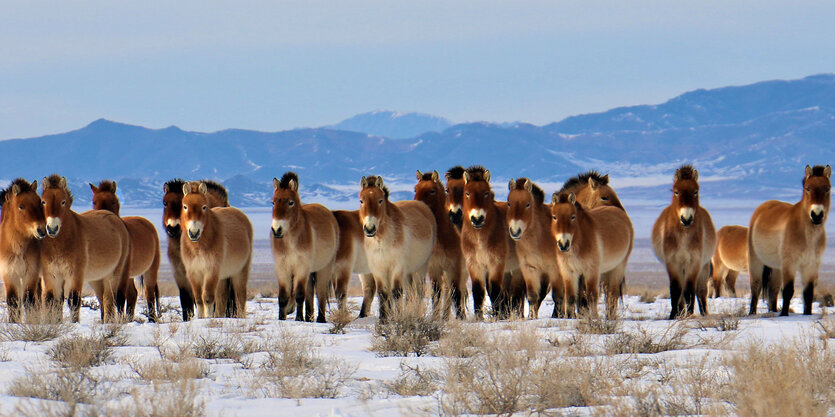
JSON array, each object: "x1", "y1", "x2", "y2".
[
  {"x1": 425, "y1": 197, "x2": 452, "y2": 230},
  {"x1": 1, "y1": 209, "x2": 33, "y2": 249},
  {"x1": 531, "y1": 202, "x2": 551, "y2": 235},
  {"x1": 56, "y1": 209, "x2": 81, "y2": 241},
  {"x1": 378, "y1": 201, "x2": 403, "y2": 238},
  {"x1": 197, "y1": 209, "x2": 221, "y2": 246}
]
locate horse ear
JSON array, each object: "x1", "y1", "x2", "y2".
[
  {"x1": 198, "y1": 182, "x2": 208, "y2": 195},
  {"x1": 11, "y1": 184, "x2": 20, "y2": 197},
  {"x1": 59, "y1": 177, "x2": 67, "y2": 190},
  {"x1": 508, "y1": 179, "x2": 515, "y2": 192},
  {"x1": 42, "y1": 177, "x2": 48, "y2": 190},
  {"x1": 806, "y1": 165, "x2": 813, "y2": 178},
  {"x1": 89, "y1": 183, "x2": 98, "y2": 193},
  {"x1": 164, "y1": 183, "x2": 170, "y2": 194},
  {"x1": 375, "y1": 176, "x2": 384, "y2": 189},
  {"x1": 416, "y1": 170, "x2": 423, "y2": 181},
  {"x1": 484, "y1": 170, "x2": 491, "y2": 183},
  {"x1": 673, "y1": 169, "x2": 681, "y2": 182},
  {"x1": 288, "y1": 178, "x2": 298, "y2": 192},
  {"x1": 602, "y1": 174, "x2": 609, "y2": 184},
  {"x1": 111, "y1": 181, "x2": 117, "y2": 193},
  {"x1": 825, "y1": 165, "x2": 832, "y2": 178},
  {"x1": 273, "y1": 177, "x2": 280, "y2": 190},
  {"x1": 568, "y1": 192, "x2": 576, "y2": 205},
  {"x1": 30, "y1": 180, "x2": 37, "y2": 194},
  {"x1": 360, "y1": 176, "x2": 368, "y2": 189},
  {"x1": 463, "y1": 172, "x2": 470, "y2": 185},
  {"x1": 551, "y1": 192, "x2": 558, "y2": 204},
  {"x1": 589, "y1": 177, "x2": 598, "y2": 190},
  {"x1": 432, "y1": 170, "x2": 440, "y2": 183},
  {"x1": 524, "y1": 179, "x2": 533, "y2": 192},
  {"x1": 182, "y1": 183, "x2": 190, "y2": 195},
  {"x1": 693, "y1": 170, "x2": 699, "y2": 182}
]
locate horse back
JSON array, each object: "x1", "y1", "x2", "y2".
[{"x1": 122, "y1": 216, "x2": 160, "y2": 276}]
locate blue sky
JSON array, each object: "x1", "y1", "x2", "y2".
[{"x1": 2, "y1": 0, "x2": 835, "y2": 139}]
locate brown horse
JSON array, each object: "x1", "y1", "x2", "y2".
[
  {"x1": 179, "y1": 181, "x2": 252, "y2": 318},
  {"x1": 559, "y1": 171, "x2": 625, "y2": 210},
  {"x1": 0, "y1": 179, "x2": 46, "y2": 322},
  {"x1": 415, "y1": 169, "x2": 467, "y2": 319},
  {"x1": 271, "y1": 172, "x2": 339, "y2": 322},
  {"x1": 507, "y1": 178, "x2": 562, "y2": 319},
  {"x1": 359, "y1": 175, "x2": 436, "y2": 319},
  {"x1": 651, "y1": 165, "x2": 716, "y2": 319},
  {"x1": 460, "y1": 166, "x2": 523, "y2": 319},
  {"x1": 40, "y1": 175, "x2": 131, "y2": 322},
  {"x1": 90, "y1": 180, "x2": 162, "y2": 321},
  {"x1": 162, "y1": 179, "x2": 231, "y2": 320},
  {"x1": 748, "y1": 165, "x2": 831, "y2": 316},
  {"x1": 551, "y1": 192, "x2": 633, "y2": 318},
  {"x1": 330, "y1": 209, "x2": 375, "y2": 317},
  {"x1": 444, "y1": 166, "x2": 466, "y2": 230},
  {"x1": 709, "y1": 225, "x2": 747, "y2": 298}
]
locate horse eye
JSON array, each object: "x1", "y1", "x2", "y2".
[
  {"x1": 288, "y1": 201, "x2": 295, "y2": 207},
  {"x1": 202, "y1": 205, "x2": 207, "y2": 211},
  {"x1": 360, "y1": 200, "x2": 364, "y2": 205},
  {"x1": 378, "y1": 199, "x2": 383, "y2": 205},
  {"x1": 430, "y1": 189, "x2": 436, "y2": 195},
  {"x1": 674, "y1": 191, "x2": 679, "y2": 196},
  {"x1": 445, "y1": 188, "x2": 449, "y2": 193},
  {"x1": 601, "y1": 197, "x2": 608, "y2": 201},
  {"x1": 465, "y1": 192, "x2": 470, "y2": 197},
  {"x1": 183, "y1": 205, "x2": 188, "y2": 211},
  {"x1": 507, "y1": 202, "x2": 511, "y2": 207},
  {"x1": 18, "y1": 205, "x2": 23, "y2": 210},
  {"x1": 806, "y1": 187, "x2": 811, "y2": 192},
  {"x1": 552, "y1": 215, "x2": 557, "y2": 221},
  {"x1": 484, "y1": 192, "x2": 489, "y2": 198},
  {"x1": 41, "y1": 201, "x2": 46, "y2": 206},
  {"x1": 694, "y1": 191, "x2": 698, "y2": 196},
  {"x1": 526, "y1": 203, "x2": 530, "y2": 208},
  {"x1": 571, "y1": 215, "x2": 576, "y2": 221}
]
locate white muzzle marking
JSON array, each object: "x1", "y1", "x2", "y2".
[
  {"x1": 46, "y1": 216, "x2": 62, "y2": 237},
  {"x1": 555, "y1": 233, "x2": 573, "y2": 251},
  {"x1": 362, "y1": 216, "x2": 379, "y2": 237},
  {"x1": 811, "y1": 204, "x2": 825, "y2": 215},
  {"x1": 508, "y1": 219, "x2": 525, "y2": 240},
  {"x1": 449, "y1": 204, "x2": 461, "y2": 213},
  {"x1": 186, "y1": 220, "x2": 203, "y2": 241},
  {"x1": 166, "y1": 218, "x2": 180, "y2": 227}
]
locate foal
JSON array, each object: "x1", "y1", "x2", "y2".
[
  {"x1": 41, "y1": 175, "x2": 131, "y2": 322},
  {"x1": 0, "y1": 179, "x2": 46, "y2": 322},
  {"x1": 415, "y1": 169, "x2": 467, "y2": 319},
  {"x1": 651, "y1": 166, "x2": 716, "y2": 319},
  {"x1": 91, "y1": 180, "x2": 162, "y2": 321},
  {"x1": 271, "y1": 172, "x2": 339, "y2": 322},
  {"x1": 709, "y1": 225, "x2": 747, "y2": 298},
  {"x1": 748, "y1": 165, "x2": 831, "y2": 316},
  {"x1": 507, "y1": 178, "x2": 562, "y2": 318}
]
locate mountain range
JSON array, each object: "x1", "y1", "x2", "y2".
[{"x1": 2, "y1": 74, "x2": 834, "y2": 208}]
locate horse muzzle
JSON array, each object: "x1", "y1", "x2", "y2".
[
  {"x1": 811, "y1": 210, "x2": 825, "y2": 225},
  {"x1": 557, "y1": 240, "x2": 571, "y2": 252},
  {"x1": 46, "y1": 225, "x2": 60, "y2": 238},
  {"x1": 449, "y1": 209, "x2": 463, "y2": 227},
  {"x1": 34, "y1": 227, "x2": 46, "y2": 240},
  {"x1": 165, "y1": 225, "x2": 181, "y2": 239},
  {"x1": 363, "y1": 225, "x2": 377, "y2": 237},
  {"x1": 188, "y1": 229, "x2": 202, "y2": 242},
  {"x1": 509, "y1": 227, "x2": 523, "y2": 241},
  {"x1": 680, "y1": 216, "x2": 694, "y2": 228},
  {"x1": 272, "y1": 226, "x2": 285, "y2": 239},
  {"x1": 470, "y1": 215, "x2": 485, "y2": 229}
]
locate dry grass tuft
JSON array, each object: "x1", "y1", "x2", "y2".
[
  {"x1": 385, "y1": 362, "x2": 441, "y2": 397},
  {"x1": 371, "y1": 298, "x2": 445, "y2": 357},
  {"x1": 8, "y1": 366, "x2": 101, "y2": 404},
  {"x1": 328, "y1": 306, "x2": 354, "y2": 334},
  {"x1": 604, "y1": 323, "x2": 690, "y2": 355},
  {"x1": 246, "y1": 328, "x2": 357, "y2": 399},
  {"x1": 576, "y1": 314, "x2": 621, "y2": 335},
  {"x1": 130, "y1": 357, "x2": 211, "y2": 382},
  {"x1": 0, "y1": 306, "x2": 72, "y2": 342},
  {"x1": 432, "y1": 320, "x2": 487, "y2": 358},
  {"x1": 49, "y1": 335, "x2": 113, "y2": 369}
]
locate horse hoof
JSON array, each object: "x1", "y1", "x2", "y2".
[{"x1": 316, "y1": 316, "x2": 327, "y2": 323}]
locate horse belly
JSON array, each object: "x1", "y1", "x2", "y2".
[{"x1": 751, "y1": 228, "x2": 783, "y2": 268}]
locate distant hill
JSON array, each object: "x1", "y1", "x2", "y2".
[
  {"x1": 330, "y1": 110, "x2": 453, "y2": 139},
  {"x1": 2, "y1": 74, "x2": 834, "y2": 208}
]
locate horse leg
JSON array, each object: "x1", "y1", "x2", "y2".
[
  {"x1": 4, "y1": 281, "x2": 20, "y2": 323},
  {"x1": 376, "y1": 281, "x2": 390, "y2": 322},
  {"x1": 521, "y1": 268, "x2": 539, "y2": 320},
  {"x1": 332, "y1": 265, "x2": 349, "y2": 312},
  {"x1": 277, "y1": 280, "x2": 291, "y2": 321},
  {"x1": 451, "y1": 263, "x2": 467, "y2": 320},
  {"x1": 428, "y1": 263, "x2": 444, "y2": 319},
  {"x1": 779, "y1": 267, "x2": 796, "y2": 316},
  {"x1": 766, "y1": 267, "x2": 781, "y2": 313},
  {"x1": 304, "y1": 272, "x2": 316, "y2": 322},
  {"x1": 802, "y1": 278, "x2": 815, "y2": 316},
  {"x1": 231, "y1": 266, "x2": 249, "y2": 319},
  {"x1": 186, "y1": 272, "x2": 205, "y2": 319},
  {"x1": 747, "y1": 255, "x2": 765, "y2": 315},
  {"x1": 202, "y1": 272, "x2": 221, "y2": 319},
  {"x1": 88, "y1": 280, "x2": 105, "y2": 322},
  {"x1": 696, "y1": 263, "x2": 710, "y2": 316},
  {"x1": 293, "y1": 272, "x2": 308, "y2": 322},
  {"x1": 666, "y1": 264, "x2": 683, "y2": 319},
  {"x1": 584, "y1": 271, "x2": 600, "y2": 318},
  {"x1": 725, "y1": 270, "x2": 739, "y2": 298},
  {"x1": 170, "y1": 246, "x2": 194, "y2": 321},
  {"x1": 67, "y1": 272, "x2": 85, "y2": 323},
  {"x1": 314, "y1": 266, "x2": 332, "y2": 323},
  {"x1": 358, "y1": 274, "x2": 376, "y2": 318},
  {"x1": 144, "y1": 249, "x2": 161, "y2": 322},
  {"x1": 125, "y1": 278, "x2": 138, "y2": 321},
  {"x1": 487, "y1": 266, "x2": 506, "y2": 319}
]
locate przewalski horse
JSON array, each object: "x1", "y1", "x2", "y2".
[
  {"x1": 330, "y1": 210, "x2": 375, "y2": 317},
  {"x1": 0, "y1": 179, "x2": 46, "y2": 322},
  {"x1": 359, "y1": 175, "x2": 436, "y2": 319},
  {"x1": 271, "y1": 172, "x2": 339, "y2": 322},
  {"x1": 415, "y1": 169, "x2": 467, "y2": 319},
  {"x1": 460, "y1": 166, "x2": 522, "y2": 319},
  {"x1": 651, "y1": 165, "x2": 716, "y2": 319},
  {"x1": 559, "y1": 171, "x2": 625, "y2": 210},
  {"x1": 709, "y1": 225, "x2": 747, "y2": 298},
  {"x1": 507, "y1": 178, "x2": 562, "y2": 319},
  {"x1": 748, "y1": 165, "x2": 831, "y2": 316},
  {"x1": 162, "y1": 179, "x2": 232, "y2": 320},
  {"x1": 551, "y1": 192, "x2": 633, "y2": 318},
  {"x1": 444, "y1": 166, "x2": 466, "y2": 230},
  {"x1": 180, "y1": 181, "x2": 252, "y2": 319},
  {"x1": 91, "y1": 180, "x2": 162, "y2": 321},
  {"x1": 40, "y1": 175, "x2": 131, "y2": 322}
]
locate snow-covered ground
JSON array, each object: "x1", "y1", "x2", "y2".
[{"x1": 0, "y1": 293, "x2": 833, "y2": 416}]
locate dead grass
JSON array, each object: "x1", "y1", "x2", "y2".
[
  {"x1": 0, "y1": 306, "x2": 72, "y2": 342},
  {"x1": 724, "y1": 338, "x2": 835, "y2": 416},
  {"x1": 432, "y1": 320, "x2": 488, "y2": 358},
  {"x1": 604, "y1": 322, "x2": 690, "y2": 355},
  {"x1": 694, "y1": 314, "x2": 742, "y2": 332},
  {"x1": 246, "y1": 328, "x2": 357, "y2": 399},
  {"x1": 385, "y1": 362, "x2": 441, "y2": 397},
  {"x1": 130, "y1": 357, "x2": 211, "y2": 382},
  {"x1": 371, "y1": 298, "x2": 445, "y2": 357},
  {"x1": 328, "y1": 306, "x2": 354, "y2": 334},
  {"x1": 817, "y1": 312, "x2": 835, "y2": 339},
  {"x1": 8, "y1": 366, "x2": 102, "y2": 404},
  {"x1": 48, "y1": 335, "x2": 113, "y2": 369},
  {"x1": 576, "y1": 314, "x2": 621, "y2": 335}
]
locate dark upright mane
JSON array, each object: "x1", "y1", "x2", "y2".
[
  {"x1": 0, "y1": 178, "x2": 36, "y2": 203},
  {"x1": 44, "y1": 174, "x2": 73, "y2": 205},
  {"x1": 363, "y1": 175, "x2": 390, "y2": 199},
  {"x1": 554, "y1": 191, "x2": 582, "y2": 209},
  {"x1": 164, "y1": 178, "x2": 186, "y2": 194},
  {"x1": 513, "y1": 178, "x2": 545, "y2": 205},
  {"x1": 202, "y1": 180, "x2": 228, "y2": 201},
  {"x1": 419, "y1": 172, "x2": 435, "y2": 182},
  {"x1": 445, "y1": 166, "x2": 465, "y2": 180},
  {"x1": 559, "y1": 170, "x2": 609, "y2": 193},
  {"x1": 675, "y1": 165, "x2": 697, "y2": 181},
  {"x1": 465, "y1": 165, "x2": 489, "y2": 182},
  {"x1": 277, "y1": 172, "x2": 299, "y2": 190},
  {"x1": 96, "y1": 180, "x2": 116, "y2": 193}
]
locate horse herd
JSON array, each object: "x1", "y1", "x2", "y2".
[{"x1": 0, "y1": 164, "x2": 830, "y2": 325}]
